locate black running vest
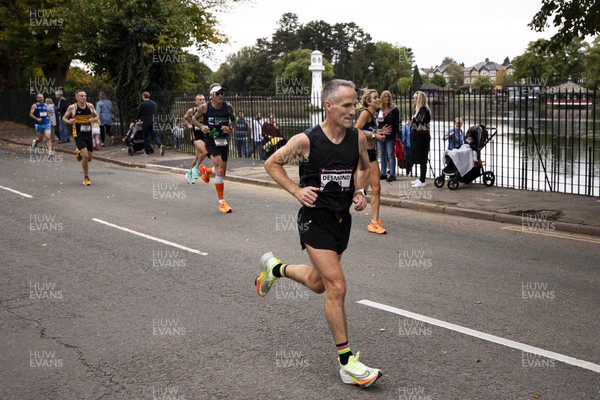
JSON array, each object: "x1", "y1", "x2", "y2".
[
  {"x1": 72, "y1": 103, "x2": 93, "y2": 137},
  {"x1": 205, "y1": 102, "x2": 230, "y2": 139},
  {"x1": 299, "y1": 125, "x2": 359, "y2": 212}
]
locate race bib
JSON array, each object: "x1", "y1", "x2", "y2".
[
  {"x1": 80, "y1": 124, "x2": 91, "y2": 133},
  {"x1": 39, "y1": 111, "x2": 47, "y2": 117},
  {"x1": 320, "y1": 168, "x2": 353, "y2": 192},
  {"x1": 214, "y1": 138, "x2": 228, "y2": 147}
]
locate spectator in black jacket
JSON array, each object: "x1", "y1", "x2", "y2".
[
  {"x1": 134, "y1": 92, "x2": 164, "y2": 156},
  {"x1": 55, "y1": 90, "x2": 69, "y2": 142}
]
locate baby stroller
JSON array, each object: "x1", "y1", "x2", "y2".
[
  {"x1": 125, "y1": 121, "x2": 151, "y2": 156},
  {"x1": 434, "y1": 125, "x2": 496, "y2": 190}
]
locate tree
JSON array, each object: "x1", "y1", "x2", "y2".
[
  {"x1": 430, "y1": 74, "x2": 447, "y2": 87},
  {"x1": 471, "y1": 76, "x2": 493, "y2": 91},
  {"x1": 273, "y1": 49, "x2": 334, "y2": 95},
  {"x1": 213, "y1": 46, "x2": 275, "y2": 95},
  {"x1": 495, "y1": 68, "x2": 509, "y2": 87},
  {"x1": 271, "y1": 13, "x2": 302, "y2": 56},
  {"x1": 444, "y1": 63, "x2": 465, "y2": 88},
  {"x1": 0, "y1": 0, "x2": 241, "y2": 119},
  {"x1": 362, "y1": 42, "x2": 408, "y2": 91},
  {"x1": 503, "y1": 57, "x2": 511, "y2": 66},
  {"x1": 82, "y1": 0, "x2": 240, "y2": 122},
  {"x1": 63, "y1": 67, "x2": 115, "y2": 94},
  {"x1": 411, "y1": 66, "x2": 423, "y2": 90},
  {"x1": 529, "y1": 0, "x2": 600, "y2": 51},
  {"x1": 0, "y1": 0, "x2": 79, "y2": 89},
  {"x1": 441, "y1": 57, "x2": 457, "y2": 66},
  {"x1": 396, "y1": 77, "x2": 412, "y2": 94},
  {"x1": 582, "y1": 36, "x2": 600, "y2": 89},
  {"x1": 512, "y1": 38, "x2": 588, "y2": 86}
]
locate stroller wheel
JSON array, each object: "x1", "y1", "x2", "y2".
[
  {"x1": 448, "y1": 179, "x2": 459, "y2": 190},
  {"x1": 128, "y1": 146, "x2": 134, "y2": 155},
  {"x1": 434, "y1": 176, "x2": 445, "y2": 188},
  {"x1": 483, "y1": 171, "x2": 495, "y2": 187}
]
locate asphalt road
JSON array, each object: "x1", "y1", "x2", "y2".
[{"x1": 1, "y1": 142, "x2": 599, "y2": 400}]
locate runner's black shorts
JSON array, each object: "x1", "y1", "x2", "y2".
[
  {"x1": 74, "y1": 133, "x2": 93, "y2": 152},
  {"x1": 205, "y1": 136, "x2": 229, "y2": 162},
  {"x1": 192, "y1": 128, "x2": 205, "y2": 142},
  {"x1": 367, "y1": 148, "x2": 377, "y2": 163},
  {"x1": 298, "y1": 207, "x2": 352, "y2": 255}
]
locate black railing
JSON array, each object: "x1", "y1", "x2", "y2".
[{"x1": 2, "y1": 88, "x2": 598, "y2": 196}]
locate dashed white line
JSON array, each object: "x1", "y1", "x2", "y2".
[
  {"x1": 92, "y1": 218, "x2": 208, "y2": 256},
  {"x1": 358, "y1": 299, "x2": 600, "y2": 374},
  {"x1": 0, "y1": 184, "x2": 33, "y2": 198}
]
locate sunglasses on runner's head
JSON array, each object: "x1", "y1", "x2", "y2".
[{"x1": 215, "y1": 91, "x2": 225, "y2": 96}]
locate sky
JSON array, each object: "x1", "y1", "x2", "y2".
[{"x1": 203, "y1": 0, "x2": 558, "y2": 71}]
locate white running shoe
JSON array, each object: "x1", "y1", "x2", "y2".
[
  {"x1": 255, "y1": 252, "x2": 281, "y2": 297},
  {"x1": 412, "y1": 181, "x2": 427, "y2": 188},
  {"x1": 339, "y1": 352, "x2": 383, "y2": 387}
]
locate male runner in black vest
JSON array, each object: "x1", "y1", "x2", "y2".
[{"x1": 255, "y1": 79, "x2": 383, "y2": 387}]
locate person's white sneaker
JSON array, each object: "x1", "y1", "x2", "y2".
[
  {"x1": 411, "y1": 179, "x2": 420, "y2": 184},
  {"x1": 255, "y1": 252, "x2": 281, "y2": 297},
  {"x1": 339, "y1": 352, "x2": 383, "y2": 387},
  {"x1": 412, "y1": 181, "x2": 427, "y2": 188}
]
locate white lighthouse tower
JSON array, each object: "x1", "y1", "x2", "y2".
[{"x1": 309, "y1": 50, "x2": 325, "y2": 108}]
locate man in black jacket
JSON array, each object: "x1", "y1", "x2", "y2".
[
  {"x1": 55, "y1": 90, "x2": 69, "y2": 142},
  {"x1": 135, "y1": 92, "x2": 164, "y2": 156}
]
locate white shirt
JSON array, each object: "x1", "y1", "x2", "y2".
[{"x1": 251, "y1": 119, "x2": 263, "y2": 141}]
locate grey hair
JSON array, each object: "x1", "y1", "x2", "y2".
[{"x1": 322, "y1": 79, "x2": 356, "y2": 107}]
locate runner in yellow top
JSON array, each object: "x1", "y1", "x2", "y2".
[{"x1": 62, "y1": 90, "x2": 99, "y2": 186}]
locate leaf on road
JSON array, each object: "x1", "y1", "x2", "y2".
[
  {"x1": 474, "y1": 300, "x2": 482, "y2": 304},
  {"x1": 42, "y1": 243, "x2": 47, "y2": 247},
  {"x1": 379, "y1": 328, "x2": 386, "y2": 332},
  {"x1": 532, "y1": 394, "x2": 541, "y2": 399}
]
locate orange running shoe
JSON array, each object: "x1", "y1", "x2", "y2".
[
  {"x1": 198, "y1": 164, "x2": 210, "y2": 183},
  {"x1": 218, "y1": 200, "x2": 232, "y2": 213},
  {"x1": 75, "y1": 149, "x2": 82, "y2": 161},
  {"x1": 367, "y1": 220, "x2": 386, "y2": 234},
  {"x1": 83, "y1": 176, "x2": 91, "y2": 186}
]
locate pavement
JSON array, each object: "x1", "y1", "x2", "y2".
[{"x1": 2, "y1": 120, "x2": 600, "y2": 237}]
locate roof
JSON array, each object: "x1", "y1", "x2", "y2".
[{"x1": 548, "y1": 81, "x2": 590, "y2": 93}]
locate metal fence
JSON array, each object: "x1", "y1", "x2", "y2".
[{"x1": 2, "y1": 88, "x2": 598, "y2": 196}]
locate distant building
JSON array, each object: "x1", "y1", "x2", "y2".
[
  {"x1": 421, "y1": 58, "x2": 514, "y2": 87},
  {"x1": 546, "y1": 81, "x2": 593, "y2": 108}
]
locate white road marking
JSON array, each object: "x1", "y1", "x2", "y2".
[
  {"x1": 92, "y1": 218, "x2": 208, "y2": 256},
  {"x1": 501, "y1": 226, "x2": 600, "y2": 244},
  {"x1": 0, "y1": 184, "x2": 33, "y2": 198},
  {"x1": 358, "y1": 299, "x2": 600, "y2": 374}
]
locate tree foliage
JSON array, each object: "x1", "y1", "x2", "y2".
[
  {"x1": 529, "y1": 0, "x2": 600, "y2": 51},
  {"x1": 0, "y1": 0, "x2": 238, "y2": 119},
  {"x1": 412, "y1": 66, "x2": 423, "y2": 90},
  {"x1": 512, "y1": 38, "x2": 589, "y2": 86},
  {"x1": 273, "y1": 49, "x2": 334, "y2": 95},
  {"x1": 430, "y1": 74, "x2": 447, "y2": 87},
  {"x1": 213, "y1": 13, "x2": 413, "y2": 94},
  {"x1": 582, "y1": 36, "x2": 600, "y2": 89}
]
